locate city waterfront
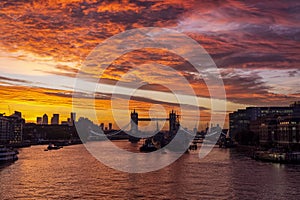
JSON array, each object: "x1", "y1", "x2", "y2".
[{"x1": 1, "y1": 141, "x2": 299, "y2": 200}]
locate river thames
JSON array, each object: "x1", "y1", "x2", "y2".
[{"x1": 1, "y1": 141, "x2": 299, "y2": 200}]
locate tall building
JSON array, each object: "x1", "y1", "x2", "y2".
[
  {"x1": 71, "y1": 112, "x2": 76, "y2": 122},
  {"x1": 229, "y1": 105, "x2": 294, "y2": 138},
  {"x1": 13, "y1": 111, "x2": 22, "y2": 118},
  {"x1": 51, "y1": 114, "x2": 59, "y2": 125},
  {"x1": 9, "y1": 111, "x2": 24, "y2": 144},
  {"x1": 100, "y1": 123, "x2": 104, "y2": 130},
  {"x1": 229, "y1": 102, "x2": 300, "y2": 149},
  {"x1": 0, "y1": 111, "x2": 24, "y2": 144},
  {"x1": 42, "y1": 114, "x2": 48, "y2": 125},
  {"x1": 36, "y1": 117, "x2": 42, "y2": 125},
  {"x1": 70, "y1": 112, "x2": 76, "y2": 126},
  {"x1": 0, "y1": 114, "x2": 9, "y2": 144}
]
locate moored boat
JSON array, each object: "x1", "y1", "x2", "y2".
[
  {"x1": 140, "y1": 139, "x2": 157, "y2": 152},
  {"x1": 0, "y1": 145, "x2": 18, "y2": 164},
  {"x1": 46, "y1": 143, "x2": 62, "y2": 150},
  {"x1": 252, "y1": 149, "x2": 300, "y2": 164}
]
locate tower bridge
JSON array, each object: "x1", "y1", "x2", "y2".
[
  {"x1": 87, "y1": 109, "x2": 194, "y2": 143},
  {"x1": 129, "y1": 109, "x2": 180, "y2": 142}
]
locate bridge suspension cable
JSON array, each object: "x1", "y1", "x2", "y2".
[
  {"x1": 179, "y1": 127, "x2": 196, "y2": 136},
  {"x1": 179, "y1": 126, "x2": 225, "y2": 137},
  {"x1": 89, "y1": 122, "x2": 131, "y2": 137}
]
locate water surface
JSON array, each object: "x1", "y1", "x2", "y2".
[{"x1": 0, "y1": 141, "x2": 299, "y2": 200}]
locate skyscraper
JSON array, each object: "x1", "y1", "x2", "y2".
[
  {"x1": 42, "y1": 114, "x2": 48, "y2": 125},
  {"x1": 12, "y1": 111, "x2": 22, "y2": 118},
  {"x1": 36, "y1": 117, "x2": 42, "y2": 125},
  {"x1": 70, "y1": 112, "x2": 76, "y2": 125},
  {"x1": 51, "y1": 114, "x2": 59, "y2": 125},
  {"x1": 100, "y1": 123, "x2": 104, "y2": 130}
]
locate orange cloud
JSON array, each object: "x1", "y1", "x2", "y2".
[{"x1": 0, "y1": 0, "x2": 299, "y2": 129}]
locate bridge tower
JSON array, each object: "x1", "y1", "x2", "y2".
[
  {"x1": 129, "y1": 109, "x2": 140, "y2": 143},
  {"x1": 130, "y1": 109, "x2": 138, "y2": 132},
  {"x1": 169, "y1": 110, "x2": 179, "y2": 134}
]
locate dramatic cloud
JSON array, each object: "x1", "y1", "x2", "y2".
[
  {"x1": 0, "y1": 75, "x2": 31, "y2": 84},
  {"x1": 0, "y1": 0, "x2": 299, "y2": 125}
]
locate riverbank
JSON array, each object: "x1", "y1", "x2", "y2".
[
  {"x1": 3, "y1": 139, "x2": 83, "y2": 149},
  {"x1": 234, "y1": 144, "x2": 300, "y2": 164}
]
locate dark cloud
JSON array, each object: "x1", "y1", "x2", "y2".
[
  {"x1": 0, "y1": 75, "x2": 32, "y2": 84},
  {"x1": 221, "y1": 70, "x2": 300, "y2": 105},
  {"x1": 0, "y1": 0, "x2": 299, "y2": 107},
  {"x1": 178, "y1": 0, "x2": 300, "y2": 71},
  {"x1": 288, "y1": 70, "x2": 299, "y2": 77},
  {"x1": 110, "y1": 93, "x2": 209, "y2": 111}
]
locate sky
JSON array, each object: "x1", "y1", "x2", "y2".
[{"x1": 0, "y1": 0, "x2": 299, "y2": 129}]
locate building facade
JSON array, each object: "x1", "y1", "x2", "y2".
[
  {"x1": 0, "y1": 111, "x2": 24, "y2": 144},
  {"x1": 51, "y1": 114, "x2": 59, "y2": 125},
  {"x1": 42, "y1": 114, "x2": 48, "y2": 125},
  {"x1": 36, "y1": 117, "x2": 42, "y2": 125},
  {"x1": 0, "y1": 114, "x2": 10, "y2": 144},
  {"x1": 229, "y1": 102, "x2": 300, "y2": 150}
]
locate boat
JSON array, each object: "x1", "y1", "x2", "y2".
[
  {"x1": 189, "y1": 144, "x2": 197, "y2": 150},
  {"x1": 140, "y1": 139, "x2": 157, "y2": 152},
  {"x1": 218, "y1": 130, "x2": 236, "y2": 148},
  {"x1": 46, "y1": 143, "x2": 62, "y2": 150},
  {"x1": 252, "y1": 149, "x2": 300, "y2": 164},
  {"x1": 218, "y1": 137, "x2": 237, "y2": 148},
  {"x1": 0, "y1": 145, "x2": 18, "y2": 164}
]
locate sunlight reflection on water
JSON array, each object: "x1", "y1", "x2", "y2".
[{"x1": 0, "y1": 142, "x2": 299, "y2": 200}]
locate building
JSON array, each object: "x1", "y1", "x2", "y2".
[
  {"x1": 42, "y1": 114, "x2": 48, "y2": 125},
  {"x1": 0, "y1": 111, "x2": 24, "y2": 144},
  {"x1": 13, "y1": 111, "x2": 22, "y2": 118},
  {"x1": 61, "y1": 121, "x2": 69, "y2": 125},
  {"x1": 51, "y1": 114, "x2": 59, "y2": 125},
  {"x1": 229, "y1": 109, "x2": 249, "y2": 138},
  {"x1": 70, "y1": 112, "x2": 76, "y2": 125},
  {"x1": 8, "y1": 111, "x2": 24, "y2": 144},
  {"x1": 259, "y1": 117, "x2": 278, "y2": 147},
  {"x1": 0, "y1": 114, "x2": 10, "y2": 144},
  {"x1": 258, "y1": 115, "x2": 300, "y2": 151},
  {"x1": 230, "y1": 103, "x2": 296, "y2": 139},
  {"x1": 99, "y1": 123, "x2": 104, "y2": 130},
  {"x1": 229, "y1": 102, "x2": 300, "y2": 149},
  {"x1": 277, "y1": 116, "x2": 300, "y2": 150},
  {"x1": 36, "y1": 117, "x2": 42, "y2": 125}
]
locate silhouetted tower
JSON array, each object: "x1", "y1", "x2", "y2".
[
  {"x1": 130, "y1": 109, "x2": 138, "y2": 132},
  {"x1": 70, "y1": 112, "x2": 76, "y2": 125},
  {"x1": 51, "y1": 114, "x2": 59, "y2": 125},
  {"x1": 42, "y1": 114, "x2": 48, "y2": 125},
  {"x1": 36, "y1": 117, "x2": 42, "y2": 125},
  {"x1": 169, "y1": 110, "x2": 179, "y2": 134},
  {"x1": 99, "y1": 123, "x2": 104, "y2": 130}
]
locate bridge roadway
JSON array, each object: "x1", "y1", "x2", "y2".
[{"x1": 137, "y1": 118, "x2": 169, "y2": 121}]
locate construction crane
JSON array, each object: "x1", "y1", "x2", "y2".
[{"x1": 8, "y1": 105, "x2": 11, "y2": 115}]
